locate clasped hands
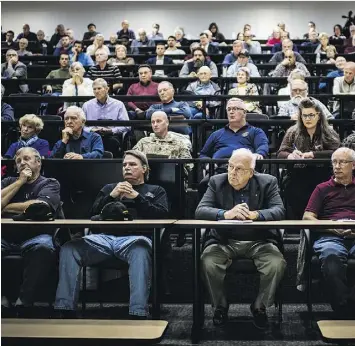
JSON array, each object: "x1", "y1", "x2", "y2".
[
  {"x1": 224, "y1": 203, "x2": 259, "y2": 221},
  {"x1": 110, "y1": 181, "x2": 138, "y2": 200}
]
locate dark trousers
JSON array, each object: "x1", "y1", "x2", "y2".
[
  {"x1": 1, "y1": 235, "x2": 57, "y2": 305},
  {"x1": 313, "y1": 236, "x2": 355, "y2": 310}
]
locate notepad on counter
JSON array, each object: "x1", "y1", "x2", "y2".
[
  {"x1": 336, "y1": 219, "x2": 355, "y2": 222},
  {"x1": 218, "y1": 220, "x2": 253, "y2": 223}
]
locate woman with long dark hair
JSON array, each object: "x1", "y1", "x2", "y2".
[
  {"x1": 278, "y1": 97, "x2": 340, "y2": 219},
  {"x1": 208, "y1": 22, "x2": 225, "y2": 41}
]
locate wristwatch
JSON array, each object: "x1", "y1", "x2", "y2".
[{"x1": 216, "y1": 209, "x2": 226, "y2": 221}]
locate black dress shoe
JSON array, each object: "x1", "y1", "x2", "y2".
[
  {"x1": 2, "y1": 305, "x2": 15, "y2": 318},
  {"x1": 213, "y1": 306, "x2": 228, "y2": 327},
  {"x1": 250, "y1": 303, "x2": 268, "y2": 330},
  {"x1": 16, "y1": 305, "x2": 36, "y2": 318}
]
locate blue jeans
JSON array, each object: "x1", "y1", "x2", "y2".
[
  {"x1": 1, "y1": 235, "x2": 57, "y2": 305},
  {"x1": 54, "y1": 234, "x2": 152, "y2": 316},
  {"x1": 313, "y1": 235, "x2": 355, "y2": 309},
  {"x1": 190, "y1": 107, "x2": 203, "y2": 119}
]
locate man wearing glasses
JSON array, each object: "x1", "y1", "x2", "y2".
[
  {"x1": 1, "y1": 50, "x2": 29, "y2": 93},
  {"x1": 303, "y1": 147, "x2": 355, "y2": 317},
  {"x1": 278, "y1": 80, "x2": 333, "y2": 119},
  {"x1": 197, "y1": 148, "x2": 286, "y2": 329},
  {"x1": 271, "y1": 49, "x2": 310, "y2": 78}
]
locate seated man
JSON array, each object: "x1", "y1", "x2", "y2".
[
  {"x1": 1, "y1": 50, "x2": 29, "y2": 94},
  {"x1": 146, "y1": 43, "x2": 173, "y2": 77},
  {"x1": 278, "y1": 80, "x2": 333, "y2": 119},
  {"x1": 44, "y1": 53, "x2": 71, "y2": 95},
  {"x1": 53, "y1": 35, "x2": 73, "y2": 56},
  {"x1": 82, "y1": 23, "x2": 97, "y2": 41},
  {"x1": 130, "y1": 29, "x2": 155, "y2": 55},
  {"x1": 222, "y1": 40, "x2": 244, "y2": 67},
  {"x1": 186, "y1": 66, "x2": 221, "y2": 119},
  {"x1": 1, "y1": 84, "x2": 14, "y2": 121},
  {"x1": 16, "y1": 24, "x2": 38, "y2": 42},
  {"x1": 50, "y1": 106, "x2": 104, "y2": 159},
  {"x1": 271, "y1": 50, "x2": 310, "y2": 77},
  {"x1": 82, "y1": 78, "x2": 130, "y2": 157},
  {"x1": 319, "y1": 56, "x2": 346, "y2": 91},
  {"x1": 2, "y1": 30, "x2": 17, "y2": 50},
  {"x1": 226, "y1": 49, "x2": 260, "y2": 77},
  {"x1": 197, "y1": 148, "x2": 286, "y2": 328},
  {"x1": 126, "y1": 65, "x2": 159, "y2": 119},
  {"x1": 54, "y1": 150, "x2": 169, "y2": 319},
  {"x1": 117, "y1": 20, "x2": 136, "y2": 40},
  {"x1": 200, "y1": 98, "x2": 268, "y2": 160},
  {"x1": 179, "y1": 47, "x2": 218, "y2": 77},
  {"x1": 1, "y1": 147, "x2": 61, "y2": 316},
  {"x1": 243, "y1": 30, "x2": 262, "y2": 54},
  {"x1": 133, "y1": 111, "x2": 193, "y2": 174},
  {"x1": 269, "y1": 39, "x2": 306, "y2": 64},
  {"x1": 69, "y1": 40, "x2": 94, "y2": 67},
  {"x1": 87, "y1": 48, "x2": 122, "y2": 94},
  {"x1": 36, "y1": 30, "x2": 53, "y2": 55},
  {"x1": 164, "y1": 36, "x2": 186, "y2": 56},
  {"x1": 17, "y1": 38, "x2": 33, "y2": 57},
  {"x1": 146, "y1": 81, "x2": 192, "y2": 135},
  {"x1": 199, "y1": 32, "x2": 219, "y2": 55},
  {"x1": 303, "y1": 147, "x2": 355, "y2": 317},
  {"x1": 332, "y1": 62, "x2": 355, "y2": 118}
]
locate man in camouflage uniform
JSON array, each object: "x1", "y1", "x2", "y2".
[
  {"x1": 342, "y1": 131, "x2": 355, "y2": 150},
  {"x1": 133, "y1": 111, "x2": 193, "y2": 174}
]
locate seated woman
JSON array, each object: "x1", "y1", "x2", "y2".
[
  {"x1": 277, "y1": 97, "x2": 340, "y2": 219},
  {"x1": 329, "y1": 24, "x2": 346, "y2": 46},
  {"x1": 86, "y1": 34, "x2": 110, "y2": 56},
  {"x1": 62, "y1": 62, "x2": 94, "y2": 109},
  {"x1": 107, "y1": 44, "x2": 135, "y2": 66},
  {"x1": 315, "y1": 32, "x2": 330, "y2": 56},
  {"x1": 228, "y1": 67, "x2": 262, "y2": 113},
  {"x1": 266, "y1": 27, "x2": 282, "y2": 46},
  {"x1": 319, "y1": 45, "x2": 337, "y2": 64},
  {"x1": 277, "y1": 68, "x2": 307, "y2": 108},
  {"x1": 4, "y1": 114, "x2": 49, "y2": 158}
]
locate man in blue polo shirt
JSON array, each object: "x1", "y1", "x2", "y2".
[
  {"x1": 199, "y1": 97, "x2": 269, "y2": 196},
  {"x1": 69, "y1": 41, "x2": 94, "y2": 67}
]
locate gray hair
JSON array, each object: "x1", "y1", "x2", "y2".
[
  {"x1": 287, "y1": 68, "x2": 306, "y2": 83},
  {"x1": 19, "y1": 114, "x2": 44, "y2": 134},
  {"x1": 290, "y1": 79, "x2": 309, "y2": 92},
  {"x1": 124, "y1": 150, "x2": 150, "y2": 180},
  {"x1": 93, "y1": 78, "x2": 108, "y2": 88},
  {"x1": 6, "y1": 49, "x2": 17, "y2": 57},
  {"x1": 64, "y1": 106, "x2": 86, "y2": 122},
  {"x1": 137, "y1": 28, "x2": 146, "y2": 35},
  {"x1": 159, "y1": 81, "x2": 174, "y2": 89},
  {"x1": 230, "y1": 148, "x2": 256, "y2": 169},
  {"x1": 15, "y1": 147, "x2": 41, "y2": 163},
  {"x1": 70, "y1": 61, "x2": 85, "y2": 74},
  {"x1": 95, "y1": 34, "x2": 105, "y2": 40},
  {"x1": 331, "y1": 147, "x2": 355, "y2": 161}
]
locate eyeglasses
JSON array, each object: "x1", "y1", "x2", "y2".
[
  {"x1": 301, "y1": 113, "x2": 318, "y2": 120},
  {"x1": 331, "y1": 160, "x2": 353, "y2": 167},
  {"x1": 228, "y1": 164, "x2": 250, "y2": 174},
  {"x1": 6, "y1": 54, "x2": 17, "y2": 57},
  {"x1": 227, "y1": 107, "x2": 245, "y2": 112},
  {"x1": 292, "y1": 88, "x2": 307, "y2": 93}
]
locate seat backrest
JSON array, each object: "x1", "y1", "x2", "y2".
[
  {"x1": 246, "y1": 113, "x2": 269, "y2": 121},
  {"x1": 9, "y1": 93, "x2": 40, "y2": 119},
  {"x1": 103, "y1": 151, "x2": 113, "y2": 158}
]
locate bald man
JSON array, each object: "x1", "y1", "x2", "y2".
[
  {"x1": 333, "y1": 61, "x2": 355, "y2": 117},
  {"x1": 117, "y1": 20, "x2": 136, "y2": 40},
  {"x1": 186, "y1": 66, "x2": 221, "y2": 118},
  {"x1": 133, "y1": 111, "x2": 192, "y2": 173},
  {"x1": 270, "y1": 39, "x2": 306, "y2": 64}
]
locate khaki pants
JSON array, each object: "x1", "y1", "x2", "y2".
[{"x1": 201, "y1": 240, "x2": 286, "y2": 311}]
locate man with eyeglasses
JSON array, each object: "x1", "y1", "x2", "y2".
[
  {"x1": 278, "y1": 80, "x2": 333, "y2": 119},
  {"x1": 242, "y1": 30, "x2": 262, "y2": 54},
  {"x1": 197, "y1": 148, "x2": 286, "y2": 328},
  {"x1": 303, "y1": 147, "x2": 355, "y2": 318},
  {"x1": 1, "y1": 50, "x2": 29, "y2": 93}
]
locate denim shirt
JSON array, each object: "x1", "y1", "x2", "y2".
[{"x1": 50, "y1": 130, "x2": 104, "y2": 159}]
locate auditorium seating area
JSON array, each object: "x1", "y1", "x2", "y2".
[{"x1": 2, "y1": 11, "x2": 355, "y2": 346}]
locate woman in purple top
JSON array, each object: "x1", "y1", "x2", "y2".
[{"x1": 4, "y1": 114, "x2": 50, "y2": 158}]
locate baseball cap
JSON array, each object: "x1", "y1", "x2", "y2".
[
  {"x1": 12, "y1": 202, "x2": 54, "y2": 221},
  {"x1": 238, "y1": 49, "x2": 250, "y2": 57},
  {"x1": 91, "y1": 201, "x2": 133, "y2": 221}
]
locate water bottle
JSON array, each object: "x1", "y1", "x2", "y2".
[{"x1": 42, "y1": 43, "x2": 47, "y2": 55}]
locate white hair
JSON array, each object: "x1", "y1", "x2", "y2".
[
  {"x1": 230, "y1": 148, "x2": 256, "y2": 169},
  {"x1": 332, "y1": 147, "x2": 355, "y2": 161},
  {"x1": 93, "y1": 78, "x2": 108, "y2": 88},
  {"x1": 64, "y1": 106, "x2": 86, "y2": 122}
]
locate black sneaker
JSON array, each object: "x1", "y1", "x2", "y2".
[
  {"x1": 213, "y1": 306, "x2": 228, "y2": 327},
  {"x1": 250, "y1": 303, "x2": 268, "y2": 330}
]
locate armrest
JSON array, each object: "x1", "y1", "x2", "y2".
[{"x1": 301, "y1": 228, "x2": 313, "y2": 261}]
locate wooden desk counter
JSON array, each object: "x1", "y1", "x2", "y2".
[
  {"x1": 174, "y1": 219, "x2": 355, "y2": 229},
  {"x1": 318, "y1": 320, "x2": 355, "y2": 342},
  {"x1": 2, "y1": 318, "x2": 168, "y2": 341}
]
